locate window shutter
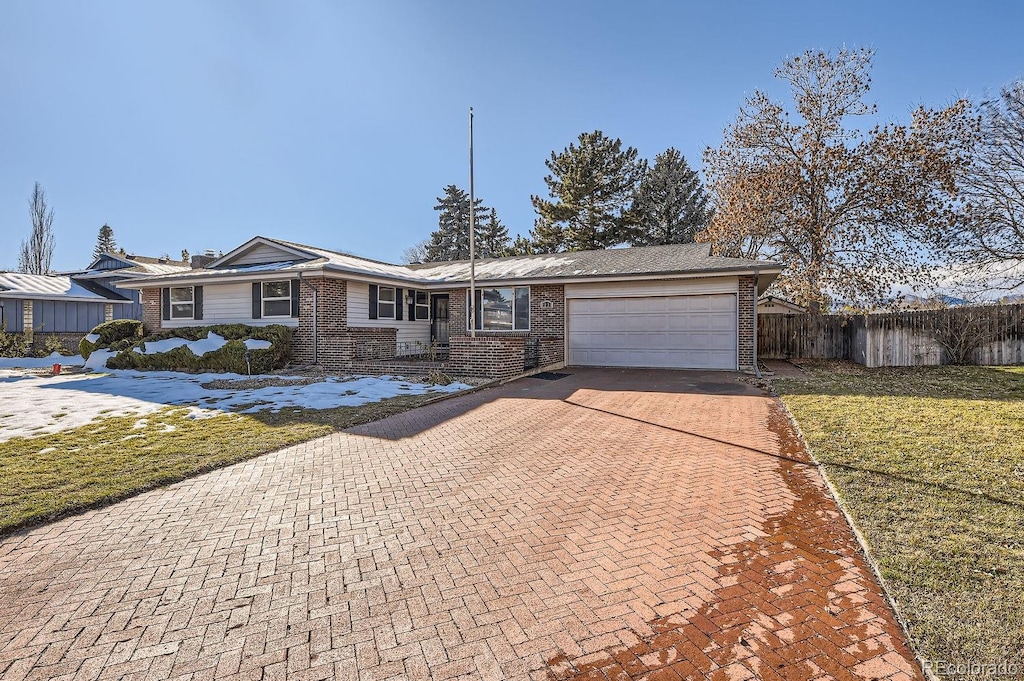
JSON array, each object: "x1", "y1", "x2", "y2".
[
  {"x1": 290, "y1": 279, "x2": 300, "y2": 317},
  {"x1": 408, "y1": 290, "x2": 416, "y2": 321},
  {"x1": 252, "y1": 283, "x2": 262, "y2": 319},
  {"x1": 161, "y1": 288, "x2": 170, "y2": 320},
  {"x1": 194, "y1": 286, "x2": 203, "y2": 320},
  {"x1": 395, "y1": 288, "x2": 403, "y2": 321},
  {"x1": 368, "y1": 284, "x2": 378, "y2": 319}
]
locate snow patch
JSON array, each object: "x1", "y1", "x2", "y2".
[
  {"x1": 0, "y1": 367, "x2": 470, "y2": 442},
  {"x1": 244, "y1": 339, "x2": 272, "y2": 350},
  {"x1": 136, "y1": 332, "x2": 228, "y2": 356},
  {"x1": 0, "y1": 352, "x2": 85, "y2": 369},
  {"x1": 85, "y1": 333, "x2": 100, "y2": 343}
]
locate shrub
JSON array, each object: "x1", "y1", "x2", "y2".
[
  {"x1": 80, "y1": 319, "x2": 144, "y2": 359},
  {"x1": 0, "y1": 322, "x2": 29, "y2": 358},
  {"x1": 104, "y1": 324, "x2": 292, "y2": 374},
  {"x1": 44, "y1": 336, "x2": 71, "y2": 356}
]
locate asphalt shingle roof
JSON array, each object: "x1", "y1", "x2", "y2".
[{"x1": 122, "y1": 237, "x2": 780, "y2": 287}]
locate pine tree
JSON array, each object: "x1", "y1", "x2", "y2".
[
  {"x1": 93, "y1": 224, "x2": 117, "y2": 259},
  {"x1": 530, "y1": 131, "x2": 645, "y2": 253},
  {"x1": 632, "y1": 148, "x2": 711, "y2": 246},
  {"x1": 425, "y1": 185, "x2": 489, "y2": 261},
  {"x1": 477, "y1": 209, "x2": 511, "y2": 258},
  {"x1": 506, "y1": 234, "x2": 537, "y2": 256}
]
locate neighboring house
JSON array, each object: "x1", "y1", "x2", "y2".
[
  {"x1": 0, "y1": 272, "x2": 132, "y2": 347},
  {"x1": 757, "y1": 295, "x2": 807, "y2": 315},
  {"x1": 63, "y1": 252, "x2": 192, "y2": 320},
  {"x1": 120, "y1": 236, "x2": 781, "y2": 379}
]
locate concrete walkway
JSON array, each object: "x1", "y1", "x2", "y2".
[{"x1": 0, "y1": 368, "x2": 921, "y2": 680}]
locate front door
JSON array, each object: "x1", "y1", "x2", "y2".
[{"x1": 430, "y1": 295, "x2": 450, "y2": 347}]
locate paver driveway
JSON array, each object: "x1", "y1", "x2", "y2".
[{"x1": 0, "y1": 368, "x2": 922, "y2": 681}]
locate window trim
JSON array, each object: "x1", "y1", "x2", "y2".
[
  {"x1": 169, "y1": 286, "x2": 195, "y2": 320},
  {"x1": 468, "y1": 286, "x2": 530, "y2": 332},
  {"x1": 261, "y1": 281, "x2": 292, "y2": 318},
  {"x1": 415, "y1": 290, "x2": 430, "y2": 321},
  {"x1": 377, "y1": 286, "x2": 396, "y2": 319}
]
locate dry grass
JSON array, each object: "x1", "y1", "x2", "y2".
[
  {"x1": 0, "y1": 394, "x2": 436, "y2": 536},
  {"x1": 776, "y1": 362, "x2": 1024, "y2": 674}
]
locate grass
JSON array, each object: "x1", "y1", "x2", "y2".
[
  {"x1": 0, "y1": 394, "x2": 438, "y2": 536},
  {"x1": 775, "y1": 362, "x2": 1024, "y2": 673}
]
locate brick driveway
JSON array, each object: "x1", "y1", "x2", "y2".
[{"x1": 0, "y1": 368, "x2": 922, "y2": 680}]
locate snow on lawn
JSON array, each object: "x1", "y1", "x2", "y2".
[
  {"x1": 0, "y1": 352, "x2": 86, "y2": 369},
  {"x1": 0, "y1": 367, "x2": 469, "y2": 442}
]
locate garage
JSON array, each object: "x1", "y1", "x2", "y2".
[{"x1": 566, "y1": 285, "x2": 739, "y2": 370}]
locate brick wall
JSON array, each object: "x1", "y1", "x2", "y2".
[
  {"x1": 448, "y1": 284, "x2": 565, "y2": 369},
  {"x1": 294, "y1": 278, "x2": 347, "y2": 366},
  {"x1": 22, "y1": 300, "x2": 33, "y2": 339},
  {"x1": 141, "y1": 288, "x2": 162, "y2": 334},
  {"x1": 739, "y1": 275, "x2": 755, "y2": 370},
  {"x1": 30, "y1": 332, "x2": 84, "y2": 354},
  {"x1": 448, "y1": 336, "x2": 526, "y2": 380}
]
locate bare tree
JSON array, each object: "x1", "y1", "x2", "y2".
[
  {"x1": 401, "y1": 239, "x2": 430, "y2": 264},
  {"x1": 701, "y1": 49, "x2": 976, "y2": 311},
  {"x1": 943, "y1": 82, "x2": 1024, "y2": 290},
  {"x1": 18, "y1": 182, "x2": 56, "y2": 275}
]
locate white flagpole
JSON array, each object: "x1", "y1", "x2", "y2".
[{"x1": 469, "y1": 106, "x2": 477, "y2": 338}]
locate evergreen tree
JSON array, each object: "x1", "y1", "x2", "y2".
[
  {"x1": 425, "y1": 185, "x2": 489, "y2": 261},
  {"x1": 477, "y1": 208, "x2": 511, "y2": 258},
  {"x1": 181, "y1": 249, "x2": 190, "y2": 263},
  {"x1": 506, "y1": 234, "x2": 537, "y2": 256},
  {"x1": 530, "y1": 130, "x2": 645, "y2": 252},
  {"x1": 93, "y1": 224, "x2": 117, "y2": 259},
  {"x1": 632, "y1": 148, "x2": 711, "y2": 246}
]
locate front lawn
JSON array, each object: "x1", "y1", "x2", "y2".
[
  {"x1": 0, "y1": 394, "x2": 438, "y2": 536},
  {"x1": 775, "y1": 362, "x2": 1024, "y2": 674}
]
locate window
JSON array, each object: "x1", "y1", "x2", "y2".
[
  {"x1": 470, "y1": 287, "x2": 530, "y2": 331},
  {"x1": 415, "y1": 290, "x2": 429, "y2": 320},
  {"x1": 377, "y1": 286, "x2": 396, "y2": 319},
  {"x1": 262, "y1": 281, "x2": 291, "y2": 317},
  {"x1": 170, "y1": 286, "x2": 194, "y2": 319}
]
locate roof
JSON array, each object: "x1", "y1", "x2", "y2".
[
  {"x1": 0, "y1": 272, "x2": 131, "y2": 303},
  {"x1": 118, "y1": 236, "x2": 782, "y2": 289},
  {"x1": 66, "y1": 252, "x2": 191, "y2": 279},
  {"x1": 758, "y1": 295, "x2": 807, "y2": 312}
]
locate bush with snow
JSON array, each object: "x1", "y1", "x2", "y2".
[
  {"x1": 79, "y1": 319, "x2": 144, "y2": 360},
  {"x1": 105, "y1": 324, "x2": 292, "y2": 374}
]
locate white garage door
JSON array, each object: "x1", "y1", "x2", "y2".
[{"x1": 567, "y1": 294, "x2": 738, "y2": 369}]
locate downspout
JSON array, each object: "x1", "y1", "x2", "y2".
[
  {"x1": 298, "y1": 272, "x2": 318, "y2": 366},
  {"x1": 752, "y1": 269, "x2": 762, "y2": 378}
]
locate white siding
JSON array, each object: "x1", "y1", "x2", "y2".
[
  {"x1": 162, "y1": 282, "x2": 298, "y2": 328},
  {"x1": 347, "y1": 282, "x2": 431, "y2": 349},
  {"x1": 564, "y1": 277, "x2": 738, "y2": 299},
  {"x1": 230, "y1": 243, "x2": 301, "y2": 266}
]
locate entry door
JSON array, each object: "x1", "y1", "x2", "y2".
[{"x1": 431, "y1": 295, "x2": 450, "y2": 346}]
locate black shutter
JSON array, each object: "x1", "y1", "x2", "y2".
[
  {"x1": 408, "y1": 290, "x2": 416, "y2": 321},
  {"x1": 290, "y1": 279, "x2": 300, "y2": 317},
  {"x1": 368, "y1": 284, "x2": 378, "y2": 320},
  {"x1": 193, "y1": 286, "x2": 203, "y2": 320},
  {"x1": 252, "y1": 282, "x2": 262, "y2": 319},
  {"x1": 161, "y1": 288, "x2": 170, "y2": 320},
  {"x1": 396, "y1": 288, "x2": 403, "y2": 321}
]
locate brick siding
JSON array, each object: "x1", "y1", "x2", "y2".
[
  {"x1": 448, "y1": 335, "x2": 526, "y2": 380},
  {"x1": 738, "y1": 275, "x2": 756, "y2": 370},
  {"x1": 448, "y1": 284, "x2": 565, "y2": 371},
  {"x1": 141, "y1": 288, "x2": 162, "y2": 334}
]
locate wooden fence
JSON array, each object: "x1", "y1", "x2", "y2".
[{"x1": 758, "y1": 303, "x2": 1024, "y2": 367}]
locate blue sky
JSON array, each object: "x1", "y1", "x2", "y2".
[{"x1": 1, "y1": 0, "x2": 1022, "y2": 271}]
